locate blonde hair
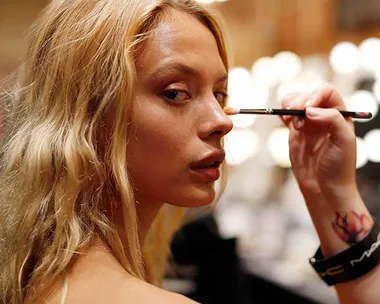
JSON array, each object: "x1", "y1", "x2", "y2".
[{"x1": 0, "y1": 0, "x2": 229, "y2": 303}]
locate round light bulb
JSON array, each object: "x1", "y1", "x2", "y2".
[
  {"x1": 356, "y1": 137, "x2": 368, "y2": 169},
  {"x1": 347, "y1": 90, "x2": 378, "y2": 122},
  {"x1": 364, "y1": 129, "x2": 380, "y2": 163},
  {"x1": 225, "y1": 129, "x2": 260, "y2": 166},
  {"x1": 329, "y1": 42, "x2": 359, "y2": 74},
  {"x1": 267, "y1": 127, "x2": 291, "y2": 168},
  {"x1": 359, "y1": 38, "x2": 380, "y2": 71}
]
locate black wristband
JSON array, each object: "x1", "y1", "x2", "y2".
[{"x1": 309, "y1": 217, "x2": 380, "y2": 286}]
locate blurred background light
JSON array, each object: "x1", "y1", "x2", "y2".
[
  {"x1": 251, "y1": 56, "x2": 278, "y2": 87},
  {"x1": 227, "y1": 67, "x2": 256, "y2": 127},
  {"x1": 302, "y1": 55, "x2": 331, "y2": 81},
  {"x1": 276, "y1": 73, "x2": 325, "y2": 103},
  {"x1": 267, "y1": 127, "x2": 291, "y2": 168},
  {"x1": 358, "y1": 38, "x2": 380, "y2": 72},
  {"x1": 225, "y1": 129, "x2": 260, "y2": 166},
  {"x1": 375, "y1": 70, "x2": 380, "y2": 81},
  {"x1": 372, "y1": 80, "x2": 380, "y2": 102},
  {"x1": 228, "y1": 67, "x2": 269, "y2": 127},
  {"x1": 273, "y1": 51, "x2": 302, "y2": 83},
  {"x1": 364, "y1": 129, "x2": 380, "y2": 163},
  {"x1": 251, "y1": 52, "x2": 302, "y2": 87},
  {"x1": 228, "y1": 67, "x2": 253, "y2": 98},
  {"x1": 217, "y1": 204, "x2": 254, "y2": 239},
  {"x1": 356, "y1": 137, "x2": 369, "y2": 169},
  {"x1": 329, "y1": 42, "x2": 359, "y2": 74},
  {"x1": 346, "y1": 90, "x2": 378, "y2": 122}
]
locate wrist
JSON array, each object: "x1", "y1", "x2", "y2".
[
  {"x1": 309, "y1": 216, "x2": 380, "y2": 286},
  {"x1": 300, "y1": 187, "x2": 372, "y2": 257},
  {"x1": 319, "y1": 212, "x2": 374, "y2": 258},
  {"x1": 319, "y1": 183, "x2": 361, "y2": 208},
  {"x1": 300, "y1": 184, "x2": 366, "y2": 219}
]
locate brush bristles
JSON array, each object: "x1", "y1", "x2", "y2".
[{"x1": 223, "y1": 106, "x2": 240, "y2": 115}]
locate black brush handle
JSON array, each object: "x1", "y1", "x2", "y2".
[{"x1": 238, "y1": 109, "x2": 372, "y2": 119}]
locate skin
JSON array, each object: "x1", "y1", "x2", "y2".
[
  {"x1": 282, "y1": 83, "x2": 380, "y2": 304},
  {"x1": 126, "y1": 8, "x2": 232, "y2": 241},
  {"x1": 40, "y1": 8, "x2": 232, "y2": 303}
]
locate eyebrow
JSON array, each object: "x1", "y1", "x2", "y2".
[{"x1": 147, "y1": 62, "x2": 228, "y2": 83}]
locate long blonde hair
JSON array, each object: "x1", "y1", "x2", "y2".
[{"x1": 0, "y1": 0, "x2": 229, "y2": 303}]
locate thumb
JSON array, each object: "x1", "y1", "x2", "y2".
[{"x1": 305, "y1": 107, "x2": 355, "y2": 145}]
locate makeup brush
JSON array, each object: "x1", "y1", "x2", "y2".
[{"x1": 223, "y1": 106, "x2": 373, "y2": 119}]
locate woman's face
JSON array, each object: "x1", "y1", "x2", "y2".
[{"x1": 127, "y1": 8, "x2": 233, "y2": 208}]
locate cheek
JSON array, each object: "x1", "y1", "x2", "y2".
[
  {"x1": 125, "y1": 100, "x2": 211, "y2": 205},
  {"x1": 129, "y1": 123, "x2": 187, "y2": 161},
  {"x1": 126, "y1": 117, "x2": 191, "y2": 188},
  {"x1": 125, "y1": 117, "x2": 217, "y2": 207},
  {"x1": 128, "y1": 100, "x2": 197, "y2": 162}
]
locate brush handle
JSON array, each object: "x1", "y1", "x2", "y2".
[
  {"x1": 238, "y1": 109, "x2": 372, "y2": 119},
  {"x1": 271, "y1": 109, "x2": 306, "y2": 116}
]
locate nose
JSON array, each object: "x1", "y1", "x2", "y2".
[{"x1": 198, "y1": 101, "x2": 233, "y2": 140}]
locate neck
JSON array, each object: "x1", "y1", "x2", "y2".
[
  {"x1": 135, "y1": 197, "x2": 164, "y2": 242},
  {"x1": 112, "y1": 196, "x2": 164, "y2": 245}
]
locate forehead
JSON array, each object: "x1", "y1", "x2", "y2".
[{"x1": 136, "y1": 8, "x2": 226, "y2": 76}]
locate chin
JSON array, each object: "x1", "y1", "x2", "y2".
[{"x1": 169, "y1": 185, "x2": 216, "y2": 207}]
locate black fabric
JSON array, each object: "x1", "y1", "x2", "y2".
[
  {"x1": 171, "y1": 214, "x2": 250, "y2": 304},
  {"x1": 171, "y1": 214, "x2": 319, "y2": 303}
]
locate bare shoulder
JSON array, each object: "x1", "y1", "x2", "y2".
[
  {"x1": 118, "y1": 278, "x2": 198, "y2": 304},
  {"x1": 42, "y1": 242, "x2": 198, "y2": 304}
]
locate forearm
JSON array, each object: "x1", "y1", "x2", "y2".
[
  {"x1": 281, "y1": 83, "x2": 380, "y2": 303},
  {"x1": 302, "y1": 188, "x2": 380, "y2": 304},
  {"x1": 302, "y1": 187, "x2": 371, "y2": 255},
  {"x1": 336, "y1": 267, "x2": 380, "y2": 304}
]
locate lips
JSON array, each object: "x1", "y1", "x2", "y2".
[
  {"x1": 190, "y1": 150, "x2": 225, "y2": 182},
  {"x1": 190, "y1": 150, "x2": 225, "y2": 170}
]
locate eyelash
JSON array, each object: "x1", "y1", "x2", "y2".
[
  {"x1": 214, "y1": 91, "x2": 228, "y2": 105},
  {"x1": 161, "y1": 89, "x2": 228, "y2": 105},
  {"x1": 162, "y1": 89, "x2": 191, "y2": 104}
]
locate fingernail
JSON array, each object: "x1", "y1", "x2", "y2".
[{"x1": 293, "y1": 117, "x2": 304, "y2": 129}]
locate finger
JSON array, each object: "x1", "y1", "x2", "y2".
[
  {"x1": 305, "y1": 82, "x2": 346, "y2": 110},
  {"x1": 281, "y1": 93, "x2": 310, "y2": 127},
  {"x1": 288, "y1": 126, "x2": 304, "y2": 164},
  {"x1": 289, "y1": 94, "x2": 310, "y2": 129},
  {"x1": 281, "y1": 93, "x2": 300, "y2": 125},
  {"x1": 305, "y1": 107, "x2": 355, "y2": 146},
  {"x1": 281, "y1": 92, "x2": 301, "y2": 109}
]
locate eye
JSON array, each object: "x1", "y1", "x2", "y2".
[
  {"x1": 214, "y1": 91, "x2": 228, "y2": 105},
  {"x1": 162, "y1": 89, "x2": 191, "y2": 104}
]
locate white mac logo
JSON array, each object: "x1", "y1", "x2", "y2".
[
  {"x1": 350, "y1": 231, "x2": 380, "y2": 267},
  {"x1": 319, "y1": 231, "x2": 380, "y2": 278}
]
